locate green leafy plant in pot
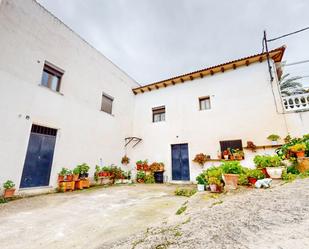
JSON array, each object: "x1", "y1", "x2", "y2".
[
  {"x1": 72, "y1": 167, "x2": 80, "y2": 181},
  {"x1": 267, "y1": 134, "x2": 280, "y2": 145},
  {"x1": 205, "y1": 167, "x2": 223, "y2": 193},
  {"x1": 66, "y1": 169, "x2": 73, "y2": 181},
  {"x1": 58, "y1": 167, "x2": 68, "y2": 182},
  {"x1": 254, "y1": 155, "x2": 283, "y2": 179},
  {"x1": 77, "y1": 163, "x2": 90, "y2": 179},
  {"x1": 3, "y1": 180, "x2": 15, "y2": 198},
  {"x1": 221, "y1": 161, "x2": 244, "y2": 190},
  {"x1": 246, "y1": 169, "x2": 265, "y2": 185},
  {"x1": 136, "y1": 171, "x2": 146, "y2": 183},
  {"x1": 196, "y1": 173, "x2": 207, "y2": 192}
]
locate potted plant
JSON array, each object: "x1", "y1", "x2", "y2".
[
  {"x1": 142, "y1": 160, "x2": 149, "y2": 171},
  {"x1": 223, "y1": 150, "x2": 229, "y2": 160},
  {"x1": 254, "y1": 155, "x2": 283, "y2": 179},
  {"x1": 72, "y1": 167, "x2": 80, "y2": 181},
  {"x1": 284, "y1": 134, "x2": 292, "y2": 144},
  {"x1": 267, "y1": 134, "x2": 280, "y2": 145},
  {"x1": 78, "y1": 163, "x2": 90, "y2": 178},
  {"x1": 3, "y1": 180, "x2": 16, "y2": 198},
  {"x1": 205, "y1": 167, "x2": 223, "y2": 193},
  {"x1": 253, "y1": 155, "x2": 270, "y2": 177},
  {"x1": 221, "y1": 161, "x2": 243, "y2": 190},
  {"x1": 136, "y1": 171, "x2": 145, "y2": 183},
  {"x1": 246, "y1": 141, "x2": 257, "y2": 152},
  {"x1": 66, "y1": 169, "x2": 73, "y2": 181},
  {"x1": 289, "y1": 143, "x2": 306, "y2": 158},
  {"x1": 233, "y1": 149, "x2": 244, "y2": 160},
  {"x1": 196, "y1": 173, "x2": 207, "y2": 192},
  {"x1": 101, "y1": 166, "x2": 110, "y2": 177},
  {"x1": 121, "y1": 155, "x2": 130, "y2": 165},
  {"x1": 58, "y1": 167, "x2": 67, "y2": 181},
  {"x1": 208, "y1": 177, "x2": 222, "y2": 193},
  {"x1": 136, "y1": 160, "x2": 143, "y2": 170},
  {"x1": 193, "y1": 153, "x2": 208, "y2": 167},
  {"x1": 246, "y1": 169, "x2": 265, "y2": 185}
]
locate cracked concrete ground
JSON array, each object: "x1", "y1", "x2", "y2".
[{"x1": 0, "y1": 184, "x2": 187, "y2": 249}]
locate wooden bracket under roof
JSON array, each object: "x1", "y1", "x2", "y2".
[
  {"x1": 125, "y1": 137, "x2": 142, "y2": 148},
  {"x1": 132, "y1": 46, "x2": 286, "y2": 95}
]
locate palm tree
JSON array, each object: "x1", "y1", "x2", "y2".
[{"x1": 279, "y1": 73, "x2": 305, "y2": 96}]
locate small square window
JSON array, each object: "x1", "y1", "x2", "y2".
[
  {"x1": 41, "y1": 62, "x2": 64, "y2": 92},
  {"x1": 101, "y1": 93, "x2": 113, "y2": 114},
  {"x1": 152, "y1": 106, "x2": 165, "y2": 122},
  {"x1": 199, "y1": 96, "x2": 211, "y2": 110}
]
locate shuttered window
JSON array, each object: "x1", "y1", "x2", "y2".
[
  {"x1": 152, "y1": 106, "x2": 165, "y2": 122},
  {"x1": 41, "y1": 62, "x2": 64, "y2": 92},
  {"x1": 101, "y1": 93, "x2": 113, "y2": 114},
  {"x1": 199, "y1": 96, "x2": 211, "y2": 110}
]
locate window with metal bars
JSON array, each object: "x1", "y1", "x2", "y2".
[
  {"x1": 220, "y1": 139, "x2": 243, "y2": 152},
  {"x1": 31, "y1": 124, "x2": 57, "y2": 136},
  {"x1": 152, "y1": 106, "x2": 165, "y2": 122}
]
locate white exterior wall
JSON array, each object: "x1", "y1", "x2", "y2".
[
  {"x1": 131, "y1": 62, "x2": 290, "y2": 182},
  {"x1": 0, "y1": 0, "x2": 136, "y2": 190}
]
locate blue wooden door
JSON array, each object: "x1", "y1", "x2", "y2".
[
  {"x1": 171, "y1": 144, "x2": 190, "y2": 181},
  {"x1": 20, "y1": 125, "x2": 57, "y2": 188}
]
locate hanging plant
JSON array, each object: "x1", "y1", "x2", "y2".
[
  {"x1": 193, "y1": 153, "x2": 208, "y2": 167},
  {"x1": 121, "y1": 155, "x2": 130, "y2": 165}
]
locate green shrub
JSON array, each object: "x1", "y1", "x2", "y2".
[
  {"x1": 221, "y1": 161, "x2": 244, "y2": 174},
  {"x1": 238, "y1": 174, "x2": 249, "y2": 186},
  {"x1": 253, "y1": 155, "x2": 282, "y2": 168},
  {"x1": 196, "y1": 171, "x2": 207, "y2": 185},
  {"x1": 282, "y1": 169, "x2": 297, "y2": 182},
  {"x1": 144, "y1": 174, "x2": 155, "y2": 184},
  {"x1": 247, "y1": 169, "x2": 265, "y2": 179},
  {"x1": 287, "y1": 165, "x2": 300, "y2": 175},
  {"x1": 174, "y1": 188, "x2": 197, "y2": 197},
  {"x1": 3, "y1": 180, "x2": 15, "y2": 189},
  {"x1": 136, "y1": 171, "x2": 146, "y2": 180},
  {"x1": 58, "y1": 167, "x2": 68, "y2": 176}
]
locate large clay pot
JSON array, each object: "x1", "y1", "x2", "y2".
[
  {"x1": 66, "y1": 175, "x2": 73, "y2": 181},
  {"x1": 223, "y1": 174, "x2": 239, "y2": 190},
  {"x1": 266, "y1": 167, "x2": 283, "y2": 179},
  {"x1": 297, "y1": 157, "x2": 309, "y2": 173}
]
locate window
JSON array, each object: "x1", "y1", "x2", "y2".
[
  {"x1": 152, "y1": 106, "x2": 165, "y2": 122},
  {"x1": 101, "y1": 93, "x2": 113, "y2": 114},
  {"x1": 199, "y1": 96, "x2": 211, "y2": 110},
  {"x1": 41, "y1": 62, "x2": 64, "y2": 92},
  {"x1": 220, "y1": 139, "x2": 243, "y2": 152}
]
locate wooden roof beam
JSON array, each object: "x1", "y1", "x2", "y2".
[
  {"x1": 233, "y1": 64, "x2": 237, "y2": 70},
  {"x1": 171, "y1": 80, "x2": 175, "y2": 85},
  {"x1": 245, "y1": 60, "x2": 250, "y2": 66},
  {"x1": 190, "y1": 76, "x2": 194, "y2": 81},
  {"x1": 163, "y1": 83, "x2": 167, "y2": 87},
  {"x1": 221, "y1": 67, "x2": 225, "y2": 73},
  {"x1": 200, "y1": 73, "x2": 204, "y2": 78},
  {"x1": 259, "y1": 56, "x2": 263, "y2": 63},
  {"x1": 147, "y1": 87, "x2": 152, "y2": 91},
  {"x1": 141, "y1": 89, "x2": 144, "y2": 93},
  {"x1": 180, "y1": 78, "x2": 184, "y2": 83},
  {"x1": 155, "y1": 85, "x2": 159, "y2": 89},
  {"x1": 210, "y1": 70, "x2": 214, "y2": 75}
]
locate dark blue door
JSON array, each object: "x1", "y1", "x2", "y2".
[
  {"x1": 20, "y1": 125, "x2": 57, "y2": 188},
  {"x1": 171, "y1": 144, "x2": 190, "y2": 181}
]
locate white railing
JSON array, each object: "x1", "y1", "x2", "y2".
[{"x1": 282, "y1": 93, "x2": 309, "y2": 112}]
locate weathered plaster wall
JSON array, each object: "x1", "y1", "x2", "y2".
[{"x1": 0, "y1": 0, "x2": 136, "y2": 190}]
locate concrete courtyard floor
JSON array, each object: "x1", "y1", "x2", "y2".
[{"x1": 0, "y1": 184, "x2": 188, "y2": 249}]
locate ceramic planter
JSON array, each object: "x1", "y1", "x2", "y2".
[
  {"x1": 4, "y1": 188, "x2": 15, "y2": 198},
  {"x1": 248, "y1": 177, "x2": 257, "y2": 185},
  {"x1": 66, "y1": 175, "x2": 73, "y2": 181},
  {"x1": 266, "y1": 167, "x2": 283, "y2": 179},
  {"x1": 210, "y1": 184, "x2": 221, "y2": 193},
  {"x1": 197, "y1": 184, "x2": 205, "y2": 192},
  {"x1": 223, "y1": 174, "x2": 239, "y2": 190},
  {"x1": 73, "y1": 174, "x2": 79, "y2": 181},
  {"x1": 58, "y1": 175, "x2": 64, "y2": 182},
  {"x1": 296, "y1": 151, "x2": 305, "y2": 158}
]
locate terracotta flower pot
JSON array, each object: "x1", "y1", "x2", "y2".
[
  {"x1": 210, "y1": 184, "x2": 221, "y2": 193},
  {"x1": 248, "y1": 177, "x2": 257, "y2": 185},
  {"x1": 58, "y1": 175, "x2": 64, "y2": 182},
  {"x1": 223, "y1": 174, "x2": 239, "y2": 190},
  {"x1": 73, "y1": 174, "x2": 79, "y2": 181},
  {"x1": 4, "y1": 188, "x2": 15, "y2": 198},
  {"x1": 66, "y1": 175, "x2": 73, "y2": 181},
  {"x1": 296, "y1": 151, "x2": 305, "y2": 158}
]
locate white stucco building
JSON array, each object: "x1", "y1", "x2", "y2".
[{"x1": 0, "y1": 0, "x2": 308, "y2": 192}]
